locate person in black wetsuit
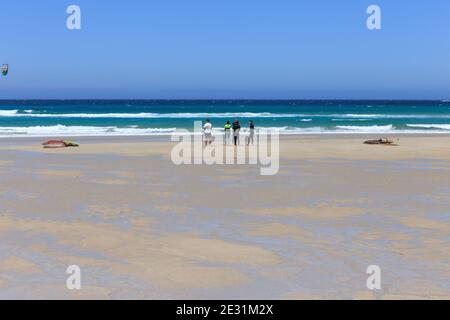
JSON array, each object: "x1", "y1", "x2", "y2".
[
  {"x1": 232, "y1": 119, "x2": 240, "y2": 146},
  {"x1": 247, "y1": 120, "x2": 255, "y2": 145}
]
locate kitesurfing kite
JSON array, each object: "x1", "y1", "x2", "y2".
[{"x1": 1, "y1": 64, "x2": 8, "y2": 76}]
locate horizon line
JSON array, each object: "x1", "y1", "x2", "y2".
[{"x1": 0, "y1": 98, "x2": 449, "y2": 102}]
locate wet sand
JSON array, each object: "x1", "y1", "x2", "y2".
[{"x1": 0, "y1": 135, "x2": 449, "y2": 299}]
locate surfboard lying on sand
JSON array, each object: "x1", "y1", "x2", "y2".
[
  {"x1": 42, "y1": 140, "x2": 79, "y2": 148},
  {"x1": 364, "y1": 138, "x2": 396, "y2": 145},
  {"x1": 42, "y1": 140, "x2": 67, "y2": 148}
]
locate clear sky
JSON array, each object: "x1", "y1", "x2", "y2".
[{"x1": 1, "y1": 0, "x2": 449, "y2": 99}]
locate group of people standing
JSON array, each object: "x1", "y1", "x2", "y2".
[{"x1": 203, "y1": 119, "x2": 255, "y2": 146}]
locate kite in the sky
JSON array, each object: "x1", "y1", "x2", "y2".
[{"x1": 2, "y1": 64, "x2": 8, "y2": 76}]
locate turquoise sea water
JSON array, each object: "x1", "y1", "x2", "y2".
[{"x1": 1, "y1": 100, "x2": 450, "y2": 137}]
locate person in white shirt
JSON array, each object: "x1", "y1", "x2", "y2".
[{"x1": 203, "y1": 119, "x2": 213, "y2": 146}]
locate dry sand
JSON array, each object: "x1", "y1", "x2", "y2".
[{"x1": 0, "y1": 135, "x2": 449, "y2": 299}]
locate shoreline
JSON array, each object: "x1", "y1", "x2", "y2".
[{"x1": 1, "y1": 132, "x2": 450, "y2": 141}]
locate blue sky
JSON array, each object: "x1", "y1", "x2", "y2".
[{"x1": 1, "y1": 0, "x2": 449, "y2": 99}]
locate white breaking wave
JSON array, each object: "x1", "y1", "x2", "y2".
[
  {"x1": 2, "y1": 124, "x2": 450, "y2": 137},
  {"x1": 0, "y1": 109, "x2": 19, "y2": 116},
  {"x1": 0, "y1": 110, "x2": 305, "y2": 118},
  {"x1": 406, "y1": 124, "x2": 450, "y2": 130},
  {"x1": 335, "y1": 125, "x2": 395, "y2": 133},
  {"x1": 340, "y1": 114, "x2": 450, "y2": 119},
  {"x1": 331, "y1": 118, "x2": 371, "y2": 122},
  {"x1": 0, "y1": 125, "x2": 323, "y2": 137},
  {"x1": 0, "y1": 125, "x2": 178, "y2": 137}
]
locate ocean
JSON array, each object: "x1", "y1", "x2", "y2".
[{"x1": 1, "y1": 100, "x2": 450, "y2": 137}]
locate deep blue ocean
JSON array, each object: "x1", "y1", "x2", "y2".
[{"x1": 1, "y1": 100, "x2": 450, "y2": 137}]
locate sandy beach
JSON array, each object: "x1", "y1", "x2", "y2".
[{"x1": 0, "y1": 135, "x2": 449, "y2": 299}]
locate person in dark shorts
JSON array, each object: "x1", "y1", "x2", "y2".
[
  {"x1": 232, "y1": 119, "x2": 240, "y2": 146},
  {"x1": 247, "y1": 120, "x2": 255, "y2": 145}
]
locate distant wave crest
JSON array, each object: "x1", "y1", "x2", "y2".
[
  {"x1": 2, "y1": 110, "x2": 450, "y2": 119},
  {"x1": 0, "y1": 109, "x2": 19, "y2": 116},
  {"x1": 0, "y1": 110, "x2": 304, "y2": 119}
]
